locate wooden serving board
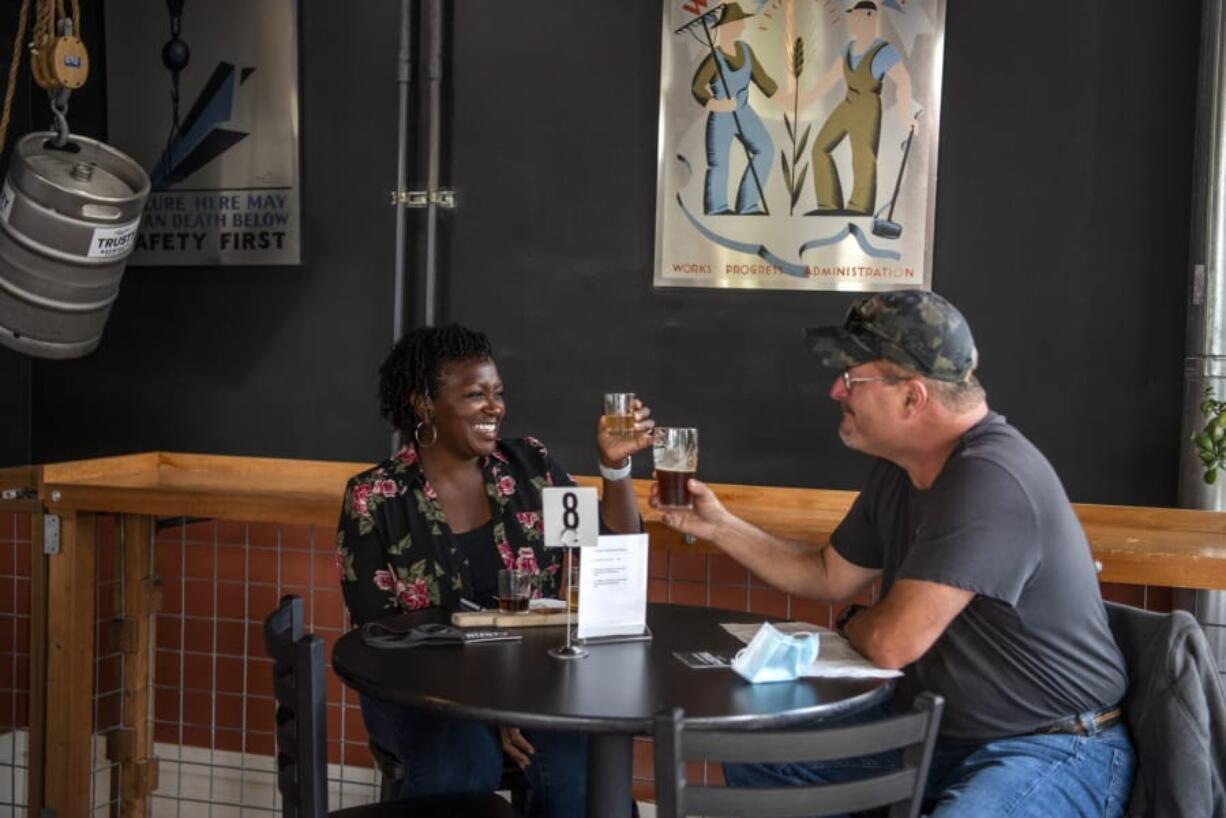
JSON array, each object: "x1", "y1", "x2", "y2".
[{"x1": 451, "y1": 610, "x2": 572, "y2": 628}]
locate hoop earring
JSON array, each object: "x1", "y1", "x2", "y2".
[{"x1": 414, "y1": 421, "x2": 437, "y2": 447}]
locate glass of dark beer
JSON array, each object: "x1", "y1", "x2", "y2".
[
  {"x1": 496, "y1": 569, "x2": 532, "y2": 613},
  {"x1": 602, "y1": 392, "x2": 636, "y2": 435},
  {"x1": 653, "y1": 427, "x2": 698, "y2": 509}
]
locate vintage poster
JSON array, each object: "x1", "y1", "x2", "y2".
[
  {"x1": 105, "y1": 0, "x2": 301, "y2": 266},
  {"x1": 654, "y1": 0, "x2": 945, "y2": 290}
]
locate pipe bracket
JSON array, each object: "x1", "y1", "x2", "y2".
[{"x1": 391, "y1": 189, "x2": 456, "y2": 209}]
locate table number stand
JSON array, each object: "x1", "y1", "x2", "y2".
[{"x1": 549, "y1": 527, "x2": 588, "y2": 660}]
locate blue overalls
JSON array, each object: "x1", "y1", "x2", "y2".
[{"x1": 703, "y1": 42, "x2": 774, "y2": 215}]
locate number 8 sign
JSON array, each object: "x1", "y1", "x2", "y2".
[{"x1": 542, "y1": 486, "x2": 598, "y2": 548}]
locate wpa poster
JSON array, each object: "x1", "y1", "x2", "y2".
[
  {"x1": 105, "y1": 0, "x2": 301, "y2": 266},
  {"x1": 654, "y1": 0, "x2": 945, "y2": 290}
]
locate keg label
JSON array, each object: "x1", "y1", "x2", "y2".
[
  {"x1": 0, "y1": 181, "x2": 13, "y2": 224},
  {"x1": 88, "y1": 219, "x2": 142, "y2": 258}
]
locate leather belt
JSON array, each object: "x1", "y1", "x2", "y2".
[{"x1": 1033, "y1": 706, "x2": 1122, "y2": 737}]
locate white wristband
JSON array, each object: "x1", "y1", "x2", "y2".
[{"x1": 598, "y1": 458, "x2": 632, "y2": 481}]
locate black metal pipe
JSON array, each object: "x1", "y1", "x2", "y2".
[
  {"x1": 391, "y1": 0, "x2": 414, "y2": 456},
  {"x1": 393, "y1": 0, "x2": 412, "y2": 344},
  {"x1": 423, "y1": 0, "x2": 443, "y2": 327}
]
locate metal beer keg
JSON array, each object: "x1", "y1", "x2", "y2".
[{"x1": 0, "y1": 131, "x2": 150, "y2": 358}]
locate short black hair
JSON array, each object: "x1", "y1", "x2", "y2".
[{"x1": 378, "y1": 324, "x2": 494, "y2": 436}]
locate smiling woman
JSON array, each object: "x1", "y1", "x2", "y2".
[{"x1": 336, "y1": 323, "x2": 653, "y2": 816}]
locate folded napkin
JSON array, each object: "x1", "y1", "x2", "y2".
[{"x1": 359, "y1": 621, "x2": 467, "y2": 648}]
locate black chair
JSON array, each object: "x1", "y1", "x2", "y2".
[
  {"x1": 264, "y1": 595, "x2": 520, "y2": 818},
  {"x1": 653, "y1": 693, "x2": 943, "y2": 818},
  {"x1": 371, "y1": 740, "x2": 529, "y2": 811}
]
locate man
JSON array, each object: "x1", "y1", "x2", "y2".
[
  {"x1": 689, "y1": 2, "x2": 777, "y2": 215},
  {"x1": 655, "y1": 289, "x2": 1135, "y2": 817},
  {"x1": 798, "y1": 0, "x2": 915, "y2": 214}
]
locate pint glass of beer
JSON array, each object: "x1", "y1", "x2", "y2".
[
  {"x1": 653, "y1": 427, "x2": 698, "y2": 509},
  {"x1": 602, "y1": 392, "x2": 636, "y2": 435}
]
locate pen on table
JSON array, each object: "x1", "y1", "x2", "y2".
[{"x1": 459, "y1": 598, "x2": 483, "y2": 611}]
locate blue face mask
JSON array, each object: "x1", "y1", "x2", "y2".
[{"x1": 731, "y1": 623, "x2": 819, "y2": 684}]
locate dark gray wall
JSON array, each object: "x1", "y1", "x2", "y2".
[
  {"x1": 9, "y1": 1, "x2": 1199, "y2": 508},
  {"x1": 25, "y1": 1, "x2": 400, "y2": 464},
  {"x1": 0, "y1": 0, "x2": 34, "y2": 467}
]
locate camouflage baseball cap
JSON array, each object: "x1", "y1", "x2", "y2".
[{"x1": 803, "y1": 289, "x2": 977, "y2": 382}]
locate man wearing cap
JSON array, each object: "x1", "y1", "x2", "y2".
[
  {"x1": 655, "y1": 289, "x2": 1134, "y2": 816},
  {"x1": 689, "y1": 2, "x2": 777, "y2": 215},
  {"x1": 797, "y1": 0, "x2": 916, "y2": 214}
]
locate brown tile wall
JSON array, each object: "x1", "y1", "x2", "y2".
[{"x1": 0, "y1": 511, "x2": 31, "y2": 737}]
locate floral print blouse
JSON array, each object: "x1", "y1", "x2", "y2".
[{"x1": 336, "y1": 436, "x2": 572, "y2": 625}]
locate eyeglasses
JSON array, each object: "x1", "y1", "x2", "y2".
[{"x1": 841, "y1": 368, "x2": 905, "y2": 392}]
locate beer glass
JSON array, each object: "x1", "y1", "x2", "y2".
[
  {"x1": 653, "y1": 427, "x2": 698, "y2": 509},
  {"x1": 602, "y1": 392, "x2": 636, "y2": 435},
  {"x1": 496, "y1": 569, "x2": 532, "y2": 612}
]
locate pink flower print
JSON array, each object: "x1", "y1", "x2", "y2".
[
  {"x1": 351, "y1": 483, "x2": 372, "y2": 516},
  {"x1": 423, "y1": 481, "x2": 438, "y2": 501},
  {"x1": 546, "y1": 562, "x2": 559, "y2": 575},
  {"x1": 375, "y1": 479, "x2": 398, "y2": 498},
  {"x1": 544, "y1": 472, "x2": 554, "y2": 486},
  {"x1": 496, "y1": 540, "x2": 516, "y2": 570},
  {"x1": 397, "y1": 445, "x2": 418, "y2": 466},
  {"x1": 497, "y1": 476, "x2": 517, "y2": 497},
  {"x1": 373, "y1": 569, "x2": 395, "y2": 591},
  {"x1": 491, "y1": 448, "x2": 509, "y2": 464},
  {"x1": 525, "y1": 436, "x2": 547, "y2": 455},
  {"x1": 515, "y1": 511, "x2": 543, "y2": 536},
  {"x1": 397, "y1": 579, "x2": 431, "y2": 610},
  {"x1": 515, "y1": 547, "x2": 539, "y2": 575}
]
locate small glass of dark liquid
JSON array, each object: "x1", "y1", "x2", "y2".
[
  {"x1": 653, "y1": 427, "x2": 698, "y2": 509},
  {"x1": 602, "y1": 392, "x2": 636, "y2": 435},
  {"x1": 497, "y1": 569, "x2": 532, "y2": 613},
  {"x1": 497, "y1": 595, "x2": 530, "y2": 613}
]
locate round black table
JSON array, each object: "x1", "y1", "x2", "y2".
[{"x1": 332, "y1": 602, "x2": 893, "y2": 818}]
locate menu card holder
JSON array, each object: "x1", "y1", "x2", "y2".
[{"x1": 572, "y1": 533, "x2": 650, "y2": 645}]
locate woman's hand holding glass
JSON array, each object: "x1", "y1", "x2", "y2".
[{"x1": 596, "y1": 397, "x2": 655, "y2": 468}]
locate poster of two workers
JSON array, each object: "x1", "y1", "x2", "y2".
[{"x1": 654, "y1": 0, "x2": 945, "y2": 291}]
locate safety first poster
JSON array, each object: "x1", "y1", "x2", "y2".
[
  {"x1": 654, "y1": 0, "x2": 945, "y2": 290},
  {"x1": 105, "y1": 0, "x2": 301, "y2": 266}
]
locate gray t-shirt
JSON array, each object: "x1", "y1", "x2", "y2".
[{"x1": 831, "y1": 412, "x2": 1127, "y2": 742}]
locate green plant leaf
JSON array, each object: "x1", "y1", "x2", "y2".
[
  {"x1": 796, "y1": 125, "x2": 812, "y2": 163},
  {"x1": 794, "y1": 164, "x2": 809, "y2": 199},
  {"x1": 1207, "y1": 467, "x2": 1218, "y2": 485},
  {"x1": 781, "y1": 150, "x2": 792, "y2": 190},
  {"x1": 784, "y1": 114, "x2": 794, "y2": 144}
]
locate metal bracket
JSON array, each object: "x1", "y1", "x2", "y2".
[
  {"x1": 43, "y1": 514, "x2": 60, "y2": 555},
  {"x1": 390, "y1": 189, "x2": 456, "y2": 209}
]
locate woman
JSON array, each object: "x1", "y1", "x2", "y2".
[{"x1": 336, "y1": 324, "x2": 652, "y2": 818}]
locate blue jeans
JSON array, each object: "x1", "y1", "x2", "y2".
[
  {"x1": 723, "y1": 704, "x2": 1135, "y2": 818},
  {"x1": 360, "y1": 694, "x2": 588, "y2": 818},
  {"x1": 704, "y1": 104, "x2": 773, "y2": 215}
]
